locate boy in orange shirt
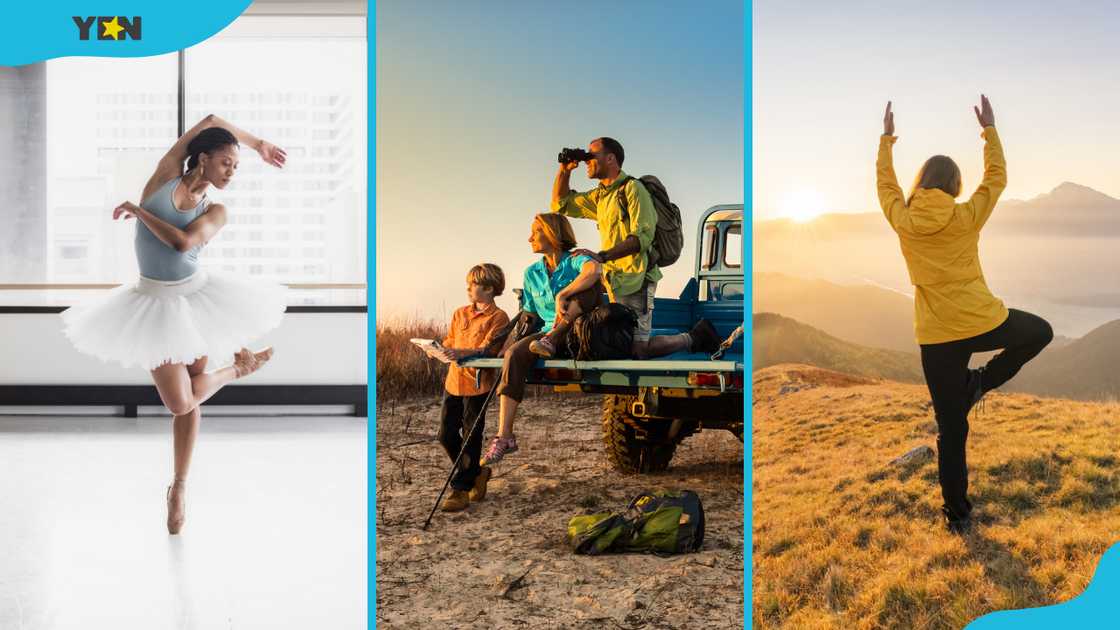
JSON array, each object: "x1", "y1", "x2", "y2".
[{"x1": 434, "y1": 263, "x2": 510, "y2": 512}]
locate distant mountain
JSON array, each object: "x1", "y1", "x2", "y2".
[
  {"x1": 753, "y1": 182, "x2": 1120, "y2": 334},
  {"x1": 752, "y1": 309, "x2": 1105, "y2": 400},
  {"x1": 755, "y1": 182, "x2": 1120, "y2": 237},
  {"x1": 986, "y1": 182, "x2": 1120, "y2": 236},
  {"x1": 1006, "y1": 318, "x2": 1120, "y2": 401},
  {"x1": 753, "y1": 272, "x2": 918, "y2": 354},
  {"x1": 753, "y1": 312, "x2": 923, "y2": 383}
]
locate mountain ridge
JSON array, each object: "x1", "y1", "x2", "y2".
[{"x1": 754, "y1": 181, "x2": 1119, "y2": 225}]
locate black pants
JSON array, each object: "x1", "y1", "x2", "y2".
[
  {"x1": 919, "y1": 309, "x2": 1053, "y2": 521},
  {"x1": 437, "y1": 392, "x2": 489, "y2": 491}
]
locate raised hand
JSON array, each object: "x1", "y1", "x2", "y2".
[
  {"x1": 256, "y1": 140, "x2": 287, "y2": 168},
  {"x1": 113, "y1": 201, "x2": 139, "y2": 220},
  {"x1": 974, "y1": 94, "x2": 995, "y2": 128},
  {"x1": 883, "y1": 101, "x2": 895, "y2": 136}
]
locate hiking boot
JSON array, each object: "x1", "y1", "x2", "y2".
[
  {"x1": 440, "y1": 489, "x2": 470, "y2": 512},
  {"x1": 469, "y1": 466, "x2": 492, "y2": 502},
  {"x1": 481, "y1": 436, "x2": 519, "y2": 466},
  {"x1": 689, "y1": 318, "x2": 721, "y2": 354},
  {"x1": 965, "y1": 367, "x2": 986, "y2": 415},
  {"x1": 946, "y1": 516, "x2": 973, "y2": 535},
  {"x1": 529, "y1": 336, "x2": 557, "y2": 358},
  {"x1": 942, "y1": 506, "x2": 973, "y2": 535}
]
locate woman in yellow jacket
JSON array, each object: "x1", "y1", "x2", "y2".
[{"x1": 877, "y1": 95, "x2": 1053, "y2": 534}]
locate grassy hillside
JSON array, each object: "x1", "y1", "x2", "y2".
[
  {"x1": 752, "y1": 364, "x2": 1120, "y2": 629},
  {"x1": 754, "y1": 312, "x2": 923, "y2": 383},
  {"x1": 1006, "y1": 319, "x2": 1120, "y2": 401}
]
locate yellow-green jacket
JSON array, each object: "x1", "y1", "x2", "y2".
[{"x1": 877, "y1": 126, "x2": 1009, "y2": 345}]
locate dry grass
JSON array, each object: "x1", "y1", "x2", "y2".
[
  {"x1": 752, "y1": 364, "x2": 1120, "y2": 629},
  {"x1": 375, "y1": 317, "x2": 449, "y2": 404},
  {"x1": 375, "y1": 317, "x2": 557, "y2": 408}
]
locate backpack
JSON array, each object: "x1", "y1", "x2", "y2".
[
  {"x1": 564, "y1": 302, "x2": 637, "y2": 361},
  {"x1": 616, "y1": 175, "x2": 685, "y2": 268},
  {"x1": 567, "y1": 490, "x2": 705, "y2": 555}
]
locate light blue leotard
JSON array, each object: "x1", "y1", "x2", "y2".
[{"x1": 134, "y1": 176, "x2": 211, "y2": 281}]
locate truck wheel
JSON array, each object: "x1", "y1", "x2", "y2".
[{"x1": 601, "y1": 395, "x2": 677, "y2": 474}]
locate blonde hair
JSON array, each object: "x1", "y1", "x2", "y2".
[
  {"x1": 533, "y1": 213, "x2": 577, "y2": 252},
  {"x1": 466, "y1": 263, "x2": 505, "y2": 297},
  {"x1": 907, "y1": 155, "x2": 962, "y2": 206}
]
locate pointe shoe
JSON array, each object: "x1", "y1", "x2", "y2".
[
  {"x1": 166, "y1": 480, "x2": 186, "y2": 535},
  {"x1": 232, "y1": 348, "x2": 257, "y2": 378},
  {"x1": 253, "y1": 346, "x2": 274, "y2": 366},
  {"x1": 233, "y1": 347, "x2": 274, "y2": 378}
]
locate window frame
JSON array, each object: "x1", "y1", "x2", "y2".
[{"x1": 6, "y1": 10, "x2": 367, "y2": 311}]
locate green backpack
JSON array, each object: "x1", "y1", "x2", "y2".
[{"x1": 567, "y1": 490, "x2": 705, "y2": 555}]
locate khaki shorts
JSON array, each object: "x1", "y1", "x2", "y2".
[{"x1": 613, "y1": 281, "x2": 656, "y2": 343}]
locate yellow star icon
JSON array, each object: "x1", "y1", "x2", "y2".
[{"x1": 101, "y1": 16, "x2": 124, "y2": 40}]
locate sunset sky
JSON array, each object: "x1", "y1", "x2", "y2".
[
  {"x1": 376, "y1": 1, "x2": 743, "y2": 321},
  {"x1": 754, "y1": 0, "x2": 1120, "y2": 221}
]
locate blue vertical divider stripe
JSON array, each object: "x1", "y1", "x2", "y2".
[
  {"x1": 368, "y1": 3, "x2": 376, "y2": 629},
  {"x1": 743, "y1": 2, "x2": 753, "y2": 628}
]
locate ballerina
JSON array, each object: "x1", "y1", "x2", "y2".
[{"x1": 61, "y1": 114, "x2": 289, "y2": 534}]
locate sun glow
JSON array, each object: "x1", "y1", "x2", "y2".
[{"x1": 780, "y1": 188, "x2": 828, "y2": 223}]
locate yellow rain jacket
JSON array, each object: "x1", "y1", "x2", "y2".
[{"x1": 877, "y1": 126, "x2": 1009, "y2": 345}]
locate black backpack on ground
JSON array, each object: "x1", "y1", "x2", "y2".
[
  {"x1": 564, "y1": 302, "x2": 637, "y2": 361},
  {"x1": 615, "y1": 175, "x2": 685, "y2": 268}
]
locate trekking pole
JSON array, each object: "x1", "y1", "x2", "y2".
[{"x1": 421, "y1": 360, "x2": 504, "y2": 531}]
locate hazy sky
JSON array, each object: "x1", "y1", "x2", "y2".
[
  {"x1": 376, "y1": 1, "x2": 743, "y2": 322},
  {"x1": 754, "y1": 0, "x2": 1120, "y2": 221}
]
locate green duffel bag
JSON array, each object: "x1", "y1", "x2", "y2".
[{"x1": 567, "y1": 490, "x2": 705, "y2": 555}]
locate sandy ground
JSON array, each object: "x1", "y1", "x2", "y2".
[{"x1": 375, "y1": 393, "x2": 745, "y2": 629}]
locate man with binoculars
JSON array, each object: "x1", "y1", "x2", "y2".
[{"x1": 548, "y1": 137, "x2": 720, "y2": 359}]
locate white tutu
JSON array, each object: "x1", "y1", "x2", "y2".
[{"x1": 60, "y1": 269, "x2": 287, "y2": 370}]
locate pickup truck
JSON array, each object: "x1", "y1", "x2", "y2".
[{"x1": 462, "y1": 205, "x2": 745, "y2": 473}]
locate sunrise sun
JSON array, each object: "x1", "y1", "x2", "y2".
[{"x1": 781, "y1": 188, "x2": 828, "y2": 223}]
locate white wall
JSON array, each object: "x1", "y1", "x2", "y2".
[{"x1": 0, "y1": 312, "x2": 366, "y2": 385}]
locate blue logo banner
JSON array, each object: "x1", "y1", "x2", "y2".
[
  {"x1": 0, "y1": 1, "x2": 251, "y2": 66},
  {"x1": 967, "y1": 541, "x2": 1120, "y2": 628}
]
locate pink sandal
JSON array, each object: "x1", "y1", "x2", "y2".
[{"x1": 482, "y1": 436, "x2": 519, "y2": 465}]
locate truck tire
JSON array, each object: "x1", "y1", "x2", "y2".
[{"x1": 601, "y1": 394, "x2": 677, "y2": 474}]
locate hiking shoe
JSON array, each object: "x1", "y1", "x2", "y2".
[
  {"x1": 469, "y1": 466, "x2": 492, "y2": 502},
  {"x1": 481, "y1": 436, "x2": 519, "y2": 466},
  {"x1": 965, "y1": 367, "x2": 986, "y2": 415},
  {"x1": 946, "y1": 516, "x2": 973, "y2": 535},
  {"x1": 440, "y1": 489, "x2": 470, "y2": 512},
  {"x1": 942, "y1": 505, "x2": 973, "y2": 535},
  {"x1": 689, "y1": 318, "x2": 721, "y2": 354},
  {"x1": 528, "y1": 336, "x2": 557, "y2": 358}
]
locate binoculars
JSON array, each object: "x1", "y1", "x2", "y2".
[{"x1": 558, "y1": 147, "x2": 594, "y2": 164}]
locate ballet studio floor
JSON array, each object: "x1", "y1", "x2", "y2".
[{"x1": 0, "y1": 412, "x2": 367, "y2": 630}]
